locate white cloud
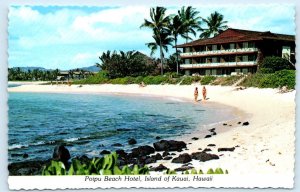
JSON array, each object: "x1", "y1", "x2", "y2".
[{"x1": 8, "y1": 5, "x2": 295, "y2": 69}]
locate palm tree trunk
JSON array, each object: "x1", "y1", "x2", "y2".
[
  {"x1": 159, "y1": 38, "x2": 164, "y2": 75},
  {"x1": 175, "y1": 37, "x2": 179, "y2": 74}
]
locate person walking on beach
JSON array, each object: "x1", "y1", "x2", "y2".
[
  {"x1": 194, "y1": 87, "x2": 199, "y2": 102},
  {"x1": 202, "y1": 86, "x2": 207, "y2": 101}
]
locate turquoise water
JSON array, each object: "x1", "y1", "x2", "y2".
[{"x1": 8, "y1": 92, "x2": 234, "y2": 163}]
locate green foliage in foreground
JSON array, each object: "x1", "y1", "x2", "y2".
[
  {"x1": 165, "y1": 168, "x2": 228, "y2": 175},
  {"x1": 240, "y1": 70, "x2": 295, "y2": 89},
  {"x1": 42, "y1": 152, "x2": 149, "y2": 176}
]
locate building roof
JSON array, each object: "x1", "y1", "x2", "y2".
[{"x1": 177, "y1": 28, "x2": 295, "y2": 48}]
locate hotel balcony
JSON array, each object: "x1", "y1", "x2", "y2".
[
  {"x1": 180, "y1": 61, "x2": 257, "y2": 69},
  {"x1": 180, "y1": 48, "x2": 258, "y2": 58}
]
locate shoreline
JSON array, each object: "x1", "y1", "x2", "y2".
[{"x1": 8, "y1": 83, "x2": 295, "y2": 175}]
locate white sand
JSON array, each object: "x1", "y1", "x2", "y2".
[{"x1": 8, "y1": 83, "x2": 295, "y2": 175}]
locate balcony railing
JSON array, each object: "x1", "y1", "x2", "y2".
[
  {"x1": 180, "y1": 48, "x2": 258, "y2": 57},
  {"x1": 180, "y1": 61, "x2": 257, "y2": 69}
]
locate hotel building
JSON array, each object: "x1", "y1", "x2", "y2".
[{"x1": 176, "y1": 28, "x2": 295, "y2": 76}]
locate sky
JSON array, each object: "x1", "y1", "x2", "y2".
[{"x1": 8, "y1": 4, "x2": 295, "y2": 70}]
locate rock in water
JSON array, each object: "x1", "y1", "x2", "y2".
[
  {"x1": 191, "y1": 152, "x2": 219, "y2": 162},
  {"x1": 22, "y1": 153, "x2": 29, "y2": 158},
  {"x1": 171, "y1": 153, "x2": 192, "y2": 164},
  {"x1": 100, "y1": 150, "x2": 111, "y2": 155},
  {"x1": 128, "y1": 138, "x2": 137, "y2": 145},
  {"x1": 52, "y1": 145, "x2": 71, "y2": 165},
  {"x1": 153, "y1": 140, "x2": 187, "y2": 151},
  {"x1": 111, "y1": 143, "x2": 123, "y2": 147},
  {"x1": 131, "y1": 145, "x2": 155, "y2": 157},
  {"x1": 192, "y1": 137, "x2": 199, "y2": 140}
]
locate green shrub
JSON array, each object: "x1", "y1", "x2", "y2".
[
  {"x1": 42, "y1": 152, "x2": 150, "y2": 176},
  {"x1": 260, "y1": 56, "x2": 292, "y2": 73},
  {"x1": 143, "y1": 75, "x2": 167, "y2": 84},
  {"x1": 73, "y1": 71, "x2": 109, "y2": 84},
  {"x1": 200, "y1": 76, "x2": 216, "y2": 85},
  {"x1": 180, "y1": 76, "x2": 193, "y2": 85},
  {"x1": 110, "y1": 76, "x2": 135, "y2": 84},
  {"x1": 241, "y1": 70, "x2": 295, "y2": 89}
]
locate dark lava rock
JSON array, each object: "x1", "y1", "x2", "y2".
[
  {"x1": 163, "y1": 156, "x2": 173, "y2": 160},
  {"x1": 207, "y1": 144, "x2": 216, "y2": 147},
  {"x1": 171, "y1": 153, "x2": 192, "y2": 164},
  {"x1": 98, "y1": 144, "x2": 105, "y2": 147},
  {"x1": 111, "y1": 143, "x2": 123, "y2": 147},
  {"x1": 151, "y1": 164, "x2": 168, "y2": 171},
  {"x1": 116, "y1": 149, "x2": 128, "y2": 158},
  {"x1": 237, "y1": 122, "x2": 241, "y2": 124},
  {"x1": 145, "y1": 157, "x2": 156, "y2": 164},
  {"x1": 204, "y1": 135, "x2": 212, "y2": 138},
  {"x1": 52, "y1": 145, "x2": 71, "y2": 165},
  {"x1": 128, "y1": 138, "x2": 137, "y2": 145},
  {"x1": 174, "y1": 166, "x2": 194, "y2": 172},
  {"x1": 177, "y1": 149, "x2": 183, "y2": 152},
  {"x1": 212, "y1": 132, "x2": 217, "y2": 136},
  {"x1": 209, "y1": 128, "x2": 216, "y2": 132},
  {"x1": 223, "y1": 123, "x2": 227, "y2": 126},
  {"x1": 8, "y1": 160, "x2": 50, "y2": 176},
  {"x1": 155, "y1": 136, "x2": 161, "y2": 140},
  {"x1": 218, "y1": 147, "x2": 235, "y2": 152},
  {"x1": 131, "y1": 145, "x2": 155, "y2": 157},
  {"x1": 22, "y1": 153, "x2": 29, "y2": 158},
  {"x1": 170, "y1": 153, "x2": 176, "y2": 156},
  {"x1": 192, "y1": 137, "x2": 199, "y2": 140},
  {"x1": 242, "y1": 122, "x2": 249, "y2": 126},
  {"x1": 100, "y1": 150, "x2": 111, "y2": 155},
  {"x1": 162, "y1": 151, "x2": 170, "y2": 157},
  {"x1": 74, "y1": 155, "x2": 90, "y2": 165},
  {"x1": 202, "y1": 148, "x2": 212, "y2": 152},
  {"x1": 191, "y1": 152, "x2": 219, "y2": 162},
  {"x1": 152, "y1": 153, "x2": 163, "y2": 161},
  {"x1": 198, "y1": 148, "x2": 202, "y2": 151},
  {"x1": 153, "y1": 140, "x2": 187, "y2": 152}
]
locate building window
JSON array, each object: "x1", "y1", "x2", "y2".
[
  {"x1": 242, "y1": 68, "x2": 248, "y2": 74},
  {"x1": 212, "y1": 57, "x2": 218, "y2": 63},
  {"x1": 242, "y1": 55, "x2": 248, "y2": 62},
  {"x1": 185, "y1": 59, "x2": 191, "y2": 64},
  {"x1": 243, "y1": 42, "x2": 248, "y2": 48},
  {"x1": 230, "y1": 43, "x2": 235, "y2": 49},
  {"x1": 248, "y1": 42, "x2": 255, "y2": 48},
  {"x1": 205, "y1": 69, "x2": 211, "y2": 75},
  {"x1": 212, "y1": 45, "x2": 218, "y2": 51},
  {"x1": 212, "y1": 69, "x2": 217, "y2": 75}
]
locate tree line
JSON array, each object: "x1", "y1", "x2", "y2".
[
  {"x1": 8, "y1": 67, "x2": 93, "y2": 81},
  {"x1": 96, "y1": 6, "x2": 228, "y2": 78}
]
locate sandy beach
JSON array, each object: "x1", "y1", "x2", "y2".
[{"x1": 8, "y1": 83, "x2": 295, "y2": 176}]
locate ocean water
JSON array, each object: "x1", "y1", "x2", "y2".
[{"x1": 8, "y1": 92, "x2": 235, "y2": 163}]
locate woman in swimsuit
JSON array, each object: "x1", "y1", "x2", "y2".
[{"x1": 194, "y1": 87, "x2": 198, "y2": 102}]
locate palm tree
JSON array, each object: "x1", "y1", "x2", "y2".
[
  {"x1": 168, "y1": 15, "x2": 185, "y2": 74},
  {"x1": 96, "y1": 50, "x2": 113, "y2": 70},
  {"x1": 178, "y1": 6, "x2": 201, "y2": 43},
  {"x1": 141, "y1": 7, "x2": 170, "y2": 75},
  {"x1": 200, "y1": 11, "x2": 228, "y2": 38},
  {"x1": 146, "y1": 29, "x2": 173, "y2": 73}
]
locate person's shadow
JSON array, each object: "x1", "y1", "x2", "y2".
[{"x1": 197, "y1": 98, "x2": 210, "y2": 102}]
